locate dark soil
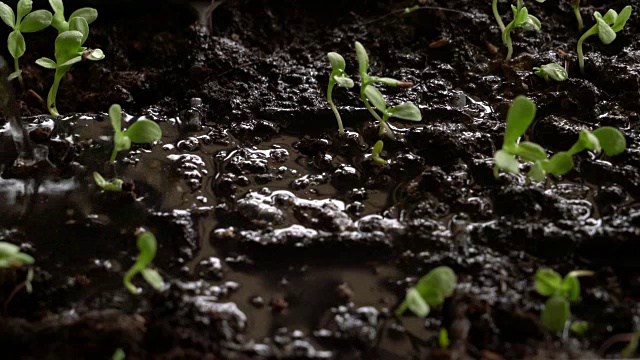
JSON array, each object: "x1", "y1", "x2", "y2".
[{"x1": 1, "y1": 0, "x2": 640, "y2": 358}]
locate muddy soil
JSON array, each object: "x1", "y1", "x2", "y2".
[{"x1": 1, "y1": 0, "x2": 640, "y2": 358}]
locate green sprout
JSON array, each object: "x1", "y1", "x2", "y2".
[
  {"x1": 535, "y1": 269, "x2": 593, "y2": 331},
  {"x1": 439, "y1": 328, "x2": 450, "y2": 349},
  {"x1": 327, "y1": 52, "x2": 354, "y2": 134},
  {"x1": 107, "y1": 104, "x2": 163, "y2": 163},
  {"x1": 48, "y1": 0, "x2": 97, "y2": 34},
  {"x1": 494, "y1": 96, "x2": 627, "y2": 181},
  {"x1": 572, "y1": 0, "x2": 584, "y2": 31},
  {"x1": 0, "y1": 241, "x2": 34, "y2": 268},
  {"x1": 396, "y1": 266, "x2": 457, "y2": 318},
  {"x1": 355, "y1": 41, "x2": 422, "y2": 140},
  {"x1": 35, "y1": 30, "x2": 104, "y2": 116},
  {"x1": 533, "y1": 63, "x2": 568, "y2": 82},
  {"x1": 370, "y1": 140, "x2": 387, "y2": 165},
  {"x1": 123, "y1": 230, "x2": 165, "y2": 295},
  {"x1": 577, "y1": 6, "x2": 632, "y2": 75},
  {"x1": 93, "y1": 172, "x2": 123, "y2": 192},
  {"x1": 570, "y1": 320, "x2": 589, "y2": 336},
  {"x1": 112, "y1": 348, "x2": 125, "y2": 360},
  {"x1": 493, "y1": 0, "x2": 544, "y2": 60},
  {"x1": 0, "y1": 0, "x2": 52, "y2": 83}
]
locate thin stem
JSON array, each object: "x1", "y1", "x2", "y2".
[
  {"x1": 395, "y1": 299, "x2": 408, "y2": 317},
  {"x1": 502, "y1": 22, "x2": 515, "y2": 61},
  {"x1": 360, "y1": 83, "x2": 384, "y2": 123},
  {"x1": 109, "y1": 147, "x2": 118, "y2": 163},
  {"x1": 577, "y1": 26, "x2": 598, "y2": 75},
  {"x1": 13, "y1": 57, "x2": 23, "y2": 87},
  {"x1": 327, "y1": 80, "x2": 345, "y2": 134},
  {"x1": 492, "y1": 0, "x2": 505, "y2": 32},
  {"x1": 573, "y1": 4, "x2": 584, "y2": 31},
  {"x1": 47, "y1": 69, "x2": 65, "y2": 116}
]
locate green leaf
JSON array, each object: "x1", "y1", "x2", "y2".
[
  {"x1": 54, "y1": 30, "x2": 83, "y2": 64},
  {"x1": 35, "y1": 57, "x2": 57, "y2": 69},
  {"x1": 364, "y1": 85, "x2": 386, "y2": 113},
  {"x1": 414, "y1": 266, "x2": 457, "y2": 304},
  {"x1": 578, "y1": 129, "x2": 601, "y2": 153},
  {"x1": 327, "y1": 52, "x2": 345, "y2": 72},
  {"x1": 528, "y1": 161, "x2": 546, "y2": 182},
  {"x1": 405, "y1": 288, "x2": 430, "y2": 317},
  {"x1": 69, "y1": 7, "x2": 98, "y2": 25},
  {"x1": 50, "y1": 10, "x2": 66, "y2": 32},
  {"x1": 333, "y1": 74, "x2": 354, "y2": 88},
  {"x1": 612, "y1": 6, "x2": 632, "y2": 32},
  {"x1": 8, "y1": 30, "x2": 25, "y2": 59},
  {"x1": 543, "y1": 152, "x2": 574, "y2": 176},
  {"x1": 512, "y1": 141, "x2": 547, "y2": 162},
  {"x1": 355, "y1": 41, "x2": 369, "y2": 78},
  {"x1": 114, "y1": 132, "x2": 131, "y2": 153},
  {"x1": 504, "y1": 96, "x2": 536, "y2": 146},
  {"x1": 592, "y1": 127, "x2": 626, "y2": 156},
  {"x1": 535, "y1": 63, "x2": 567, "y2": 82},
  {"x1": 0, "y1": 2, "x2": 15, "y2": 28},
  {"x1": 375, "y1": 77, "x2": 400, "y2": 87},
  {"x1": 136, "y1": 231, "x2": 157, "y2": 265},
  {"x1": 0, "y1": 241, "x2": 20, "y2": 255},
  {"x1": 522, "y1": 14, "x2": 541, "y2": 31},
  {"x1": 109, "y1": 104, "x2": 122, "y2": 133},
  {"x1": 602, "y1": 9, "x2": 618, "y2": 25},
  {"x1": 59, "y1": 56, "x2": 82, "y2": 67},
  {"x1": 68, "y1": 16, "x2": 88, "y2": 44},
  {"x1": 563, "y1": 275, "x2": 580, "y2": 302},
  {"x1": 494, "y1": 150, "x2": 520, "y2": 174},
  {"x1": 541, "y1": 295, "x2": 570, "y2": 332},
  {"x1": 16, "y1": 0, "x2": 32, "y2": 24},
  {"x1": 11, "y1": 252, "x2": 34, "y2": 265},
  {"x1": 371, "y1": 140, "x2": 386, "y2": 165},
  {"x1": 388, "y1": 102, "x2": 422, "y2": 121},
  {"x1": 597, "y1": 18, "x2": 616, "y2": 44},
  {"x1": 93, "y1": 172, "x2": 123, "y2": 192},
  {"x1": 48, "y1": 0, "x2": 63, "y2": 14},
  {"x1": 7, "y1": 69, "x2": 21, "y2": 80},
  {"x1": 515, "y1": 6, "x2": 528, "y2": 26},
  {"x1": 569, "y1": 321, "x2": 589, "y2": 336},
  {"x1": 141, "y1": 268, "x2": 165, "y2": 291},
  {"x1": 438, "y1": 328, "x2": 450, "y2": 349},
  {"x1": 535, "y1": 269, "x2": 563, "y2": 296},
  {"x1": 19, "y1": 10, "x2": 52, "y2": 32},
  {"x1": 112, "y1": 348, "x2": 126, "y2": 360},
  {"x1": 124, "y1": 119, "x2": 162, "y2": 144}
]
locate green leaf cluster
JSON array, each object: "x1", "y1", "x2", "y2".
[
  {"x1": 396, "y1": 266, "x2": 457, "y2": 318},
  {"x1": 0, "y1": 0, "x2": 52, "y2": 80},
  {"x1": 355, "y1": 41, "x2": 422, "y2": 140},
  {"x1": 495, "y1": 0, "x2": 543, "y2": 61},
  {"x1": 0, "y1": 241, "x2": 34, "y2": 268},
  {"x1": 535, "y1": 269, "x2": 593, "y2": 331},
  {"x1": 577, "y1": 6, "x2": 632, "y2": 75},
  {"x1": 494, "y1": 96, "x2": 626, "y2": 181},
  {"x1": 533, "y1": 63, "x2": 568, "y2": 82},
  {"x1": 108, "y1": 104, "x2": 163, "y2": 163},
  {"x1": 123, "y1": 230, "x2": 165, "y2": 295}
]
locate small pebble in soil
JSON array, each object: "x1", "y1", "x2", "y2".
[
  {"x1": 270, "y1": 296, "x2": 289, "y2": 313},
  {"x1": 250, "y1": 296, "x2": 265, "y2": 308}
]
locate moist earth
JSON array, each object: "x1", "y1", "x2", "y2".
[{"x1": 1, "y1": 0, "x2": 640, "y2": 359}]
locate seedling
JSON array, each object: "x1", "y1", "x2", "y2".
[
  {"x1": 493, "y1": 0, "x2": 543, "y2": 61},
  {"x1": 107, "y1": 104, "x2": 163, "y2": 163},
  {"x1": 0, "y1": 0, "x2": 52, "y2": 83},
  {"x1": 48, "y1": 0, "x2": 97, "y2": 34},
  {"x1": 36, "y1": 30, "x2": 104, "y2": 116},
  {"x1": 535, "y1": 268, "x2": 593, "y2": 331},
  {"x1": 355, "y1": 42, "x2": 422, "y2": 139},
  {"x1": 396, "y1": 266, "x2": 457, "y2": 318},
  {"x1": 572, "y1": 0, "x2": 584, "y2": 31},
  {"x1": 439, "y1": 328, "x2": 450, "y2": 349},
  {"x1": 570, "y1": 320, "x2": 589, "y2": 336},
  {"x1": 123, "y1": 229, "x2": 165, "y2": 295},
  {"x1": 494, "y1": 96, "x2": 627, "y2": 181},
  {"x1": 93, "y1": 172, "x2": 123, "y2": 192},
  {"x1": 577, "y1": 6, "x2": 632, "y2": 75},
  {"x1": 0, "y1": 241, "x2": 34, "y2": 268},
  {"x1": 326, "y1": 52, "x2": 354, "y2": 134},
  {"x1": 533, "y1": 63, "x2": 568, "y2": 82},
  {"x1": 370, "y1": 140, "x2": 387, "y2": 165}
]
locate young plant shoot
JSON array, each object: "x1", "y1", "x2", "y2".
[
  {"x1": 93, "y1": 172, "x2": 123, "y2": 192},
  {"x1": 108, "y1": 104, "x2": 163, "y2": 163},
  {"x1": 123, "y1": 229, "x2": 165, "y2": 295},
  {"x1": 35, "y1": 30, "x2": 104, "y2": 116},
  {"x1": 355, "y1": 42, "x2": 422, "y2": 139},
  {"x1": 535, "y1": 269, "x2": 593, "y2": 331},
  {"x1": 494, "y1": 0, "x2": 544, "y2": 61},
  {"x1": 494, "y1": 96, "x2": 627, "y2": 181},
  {"x1": 577, "y1": 6, "x2": 632, "y2": 75},
  {"x1": 0, "y1": 241, "x2": 34, "y2": 268},
  {"x1": 396, "y1": 266, "x2": 457, "y2": 318},
  {"x1": 48, "y1": 0, "x2": 97, "y2": 34},
  {"x1": 0, "y1": 0, "x2": 52, "y2": 82},
  {"x1": 327, "y1": 52, "x2": 354, "y2": 134},
  {"x1": 572, "y1": 0, "x2": 584, "y2": 31},
  {"x1": 370, "y1": 140, "x2": 386, "y2": 165},
  {"x1": 533, "y1": 63, "x2": 568, "y2": 82}
]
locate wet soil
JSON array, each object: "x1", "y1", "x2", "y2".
[{"x1": 1, "y1": 0, "x2": 640, "y2": 358}]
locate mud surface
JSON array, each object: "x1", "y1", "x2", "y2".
[{"x1": 1, "y1": 0, "x2": 640, "y2": 358}]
